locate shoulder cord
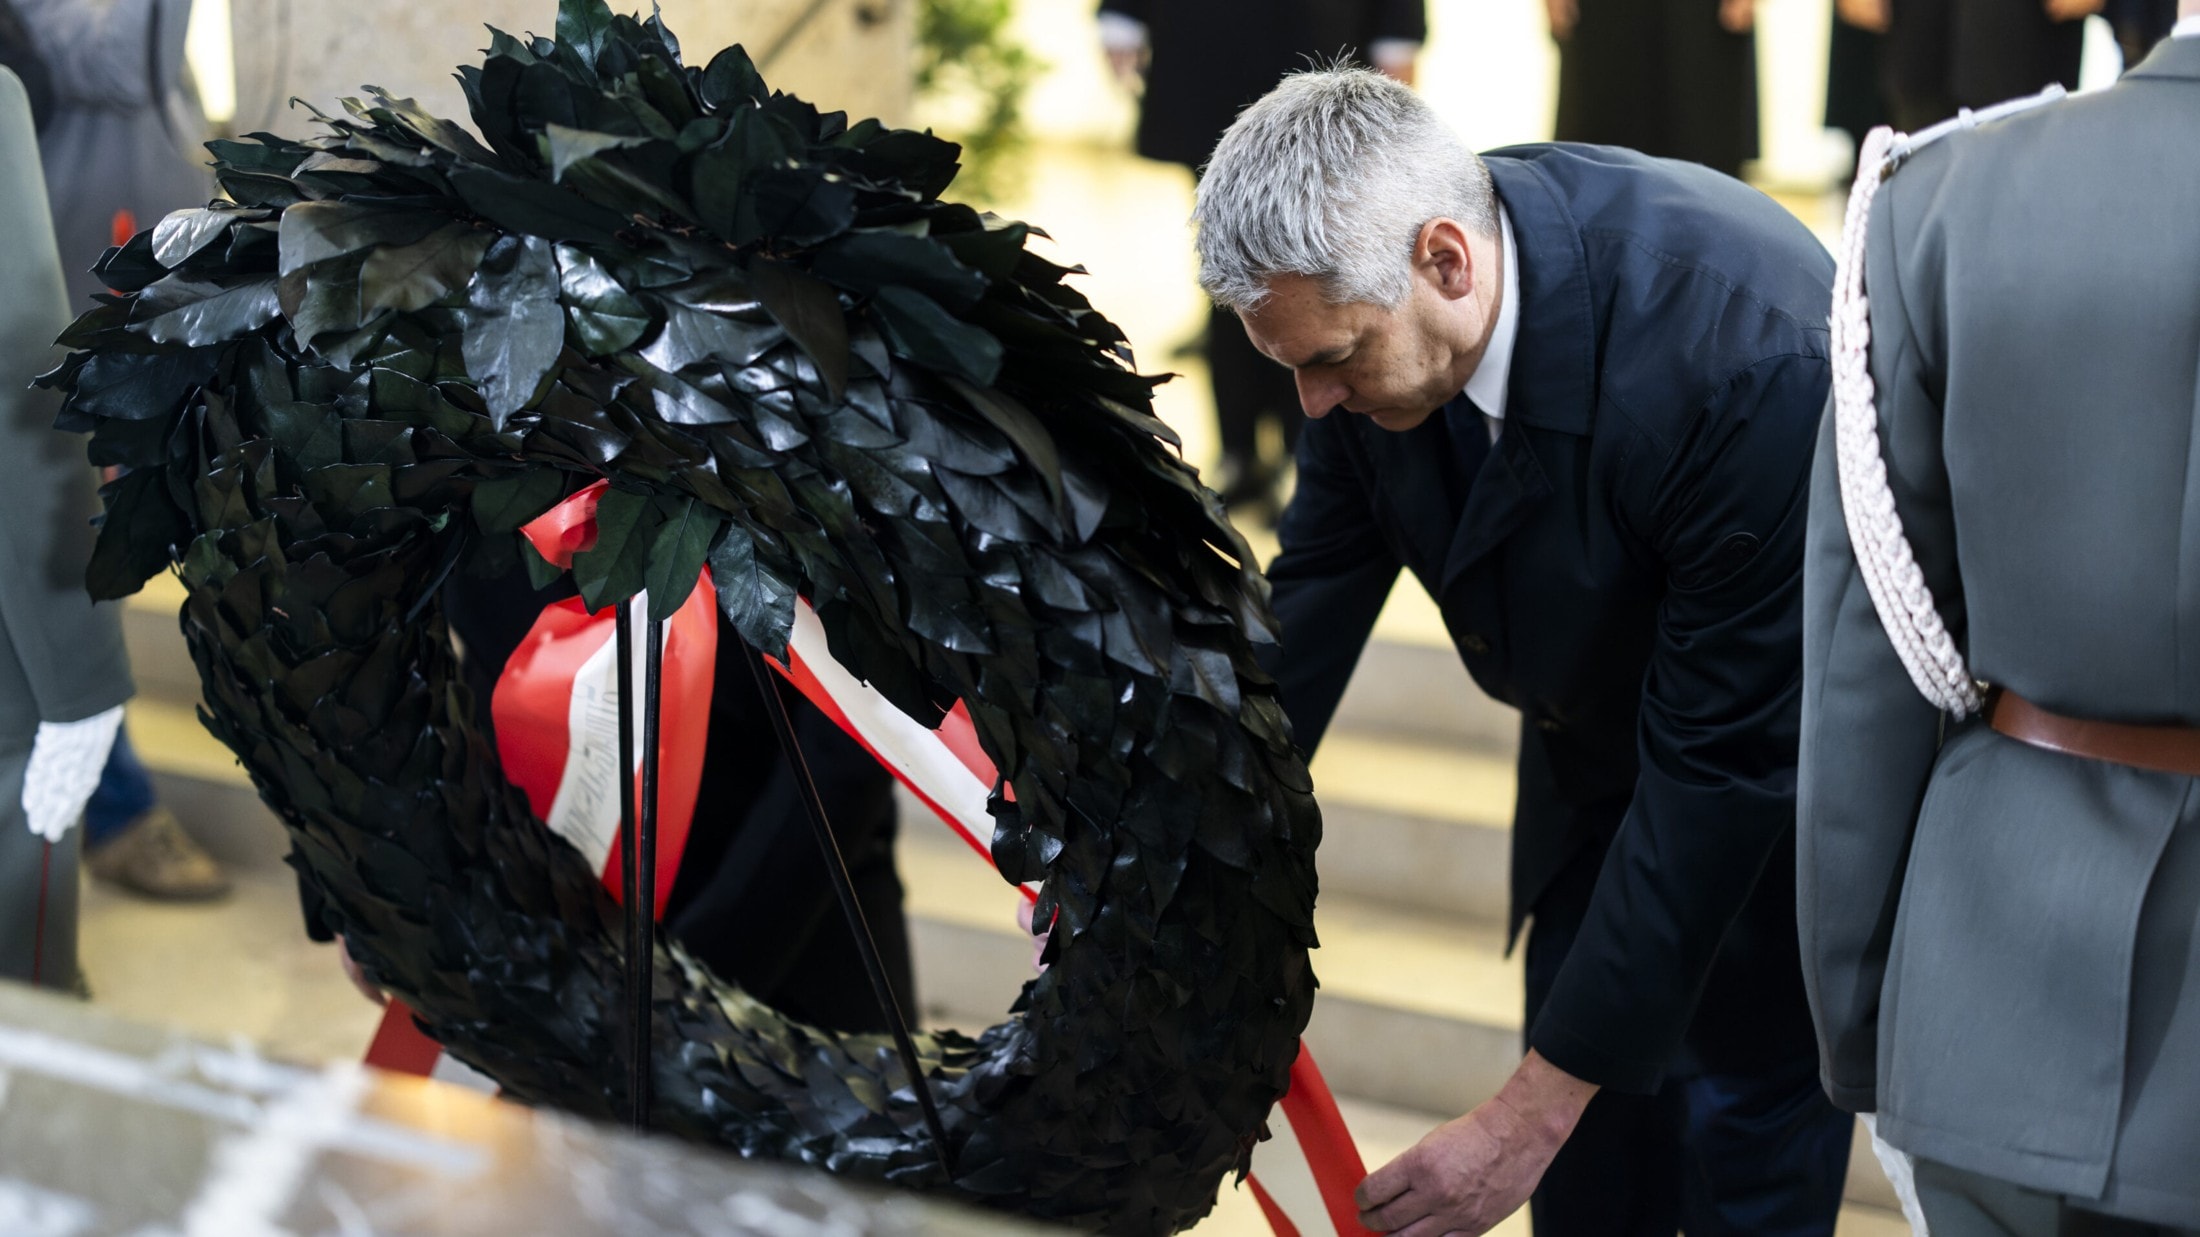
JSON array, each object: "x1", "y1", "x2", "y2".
[{"x1": 1830, "y1": 125, "x2": 1984, "y2": 718}]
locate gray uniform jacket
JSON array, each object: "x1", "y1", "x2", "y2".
[
  {"x1": 1798, "y1": 37, "x2": 2200, "y2": 1227},
  {"x1": 0, "y1": 63, "x2": 132, "y2": 987}
]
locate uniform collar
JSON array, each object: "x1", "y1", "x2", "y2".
[
  {"x1": 1461, "y1": 202, "x2": 1520, "y2": 420},
  {"x1": 2131, "y1": 23, "x2": 2200, "y2": 77},
  {"x1": 1481, "y1": 154, "x2": 1598, "y2": 436},
  {"x1": 2175, "y1": 13, "x2": 2200, "y2": 38}
]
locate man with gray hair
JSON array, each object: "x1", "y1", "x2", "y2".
[{"x1": 1199, "y1": 68, "x2": 1848, "y2": 1235}]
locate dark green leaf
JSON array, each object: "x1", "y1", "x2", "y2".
[
  {"x1": 277, "y1": 202, "x2": 443, "y2": 275},
  {"x1": 813, "y1": 231, "x2": 987, "y2": 309},
  {"x1": 641, "y1": 301, "x2": 781, "y2": 372},
  {"x1": 946, "y1": 376, "x2": 1064, "y2": 519},
  {"x1": 363, "y1": 88, "x2": 503, "y2": 165},
  {"x1": 283, "y1": 257, "x2": 367, "y2": 345},
  {"x1": 472, "y1": 470, "x2": 568, "y2": 534},
  {"x1": 71, "y1": 350, "x2": 217, "y2": 422},
  {"x1": 644, "y1": 498, "x2": 720, "y2": 621},
  {"x1": 750, "y1": 259, "x2": 848, "y2": 399},
  {"x1": 557, "y1": 0, "x2": 617, "y2": 70},
  {"x1": 748, "y1": 167, "x2": 856, "y2": 246},
  {"x1": 708, "y1": 521, "x2": 796, "y2": 656},
  {"x1": 570, "y1": 486, "x2": 656, "y2": 610},
  {"x1": 151, "y1": 208, "x2": 248, "y2": 268},
  {"x1": 461, "y1": 235, "x2": 564, "y2": 425},
  {"x1": 872, "y1": 286, "x2": 1001, "y2": 386},
  {"x1": 544, "y1": 124, "x2": 650, "y2": 182},
  {"x1": 361, "y1": 223, "x2": 492, "y2": 314},
  {"x1": 136, "y1": 276, "x2": 283, "y2": 346},
  {"x1": 557, "y1": 246, "x2": 653, "y2": 355},
  {"x1": 86, "y1": 467, "x2": 189, "y2": 599},
  {"x1": 451, "y1": 167, "x2": 629, "y2": 245},
  {"x1": 699, "y1": 44, "x2": 766, "y2": 110},
  {"x1": 93, "y1": 231, "x2": 167, "y2": 293}
]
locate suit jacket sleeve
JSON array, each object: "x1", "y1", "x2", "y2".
[
  {"x1": 1797, "y1": 176, "x2": 1957, "y2": 1114},
  {"x1": 1264, "y1": 411, "x2": 1401, "y2": 756},
  {"x1": 1527, "y1": 351, "x2": 1828, "y2": 1094}
]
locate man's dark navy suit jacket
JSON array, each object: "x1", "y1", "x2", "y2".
[{"x1": 1269, "y1": 144, "x2": 1836, "y2": 1094}]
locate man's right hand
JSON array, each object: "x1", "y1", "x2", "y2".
[
  {"x1": 336, "y1": 935, "x2": 388, "y2": 1007},
  {"x1": 1546, "y1": 0, "x2": 1579, "y2": 40}
]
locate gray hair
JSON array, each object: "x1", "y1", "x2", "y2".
[{"x1": 1193, "y1": 66, "x2": 1495, "y2": 311}]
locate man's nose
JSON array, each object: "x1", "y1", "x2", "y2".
[{"x1": 1295, "y1": 371, "x2": 1347, "y2": 419}]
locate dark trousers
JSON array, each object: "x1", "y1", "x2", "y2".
[
  {"x1": 1915, "y1": 1160, "x2": 2200, "y2": 1237},
  {"x1": 1524, "y1": 850, "x2": 1852, "y2": 1237}
]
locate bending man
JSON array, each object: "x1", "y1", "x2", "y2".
[{"x1": 1196, "y1": 68, "x2": 1848, "y2": 1236}]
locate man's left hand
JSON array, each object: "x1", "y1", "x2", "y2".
[
  {"x1": 1355, "y1": 1050, "x2": 1597, "y2": 1236},
  {"x1": 1719, "y1": 0, "x2": 1757, "y2": 32}
]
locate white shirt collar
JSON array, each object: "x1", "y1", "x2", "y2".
[
  {"x1": 1462, "y1": 202, "x2": 1520, "y2": 421},
  {"x1": 2175, "y1": 13, "x2": 2200, "y2": 37}
]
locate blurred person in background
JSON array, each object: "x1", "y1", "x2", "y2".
[
  {"x1": 1827, "y1": 1, "x2": 1892, "y2": 180},
  {"x1": 1836, "y1": 0, "x2": 2092, "y2": 130},
  {"x1": 1548, "y1": 0, "x2": 1759, "y2": 179},
  {"x1": 0, "y1": 62, "x2": 133, "y2": 992},
  {"x1": 1801, "y1": 14, "x2": 2200, "y2": 1233},
  {"x1": 1099, "y1": 0, "x2": 1426, "y2": 523},
  {"x1": 21, "y1": 0, "x2": 227, "y2": 900}
]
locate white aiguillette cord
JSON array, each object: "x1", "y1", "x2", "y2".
[{"x1": 1831, "y1": 127, "x2": 1982, "y2": 719}]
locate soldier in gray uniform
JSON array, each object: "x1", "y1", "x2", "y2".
[
  {"x1": 0, "y1": 62, "x2": 132, "y2": 990},
  {"x1": 1798, "y1": 12, "x2": 2200, "y2": 1235}
]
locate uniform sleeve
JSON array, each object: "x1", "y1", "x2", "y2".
[
  {"x1": 0, "y1": 68, "x2": 132, "y2": 728},
  {"x1": 1526, "y1": 351, "x2": 1826, "y2": 1093},
  {"x1": 1263, "y1": 411, "x2": 1400, "y2": 756},
  {"x1": 1796, "y1": 181, "x2": 1955, "y2": 1114}
]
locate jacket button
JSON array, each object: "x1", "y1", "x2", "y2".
[
  {"x1": 1461, "y1": 634, "x2": 1490, "y2": 654},
  {"x1": 1535, "y1": 717, "x2": 1562, "y2": 733}
]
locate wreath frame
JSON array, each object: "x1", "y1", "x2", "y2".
[{"x1": 42, "y1": 3, "x2": 1322, "y2": 1234}]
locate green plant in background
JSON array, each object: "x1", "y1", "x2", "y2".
[{"x1": 915, "y1": 0, "x2": 1040, "y2": 204}]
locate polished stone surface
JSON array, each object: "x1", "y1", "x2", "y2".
[{"x1": 0, "y1": 981, "x2": 1053, "y2": 1237}]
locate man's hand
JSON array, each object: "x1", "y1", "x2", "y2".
[
  {"x1": 1355, "y1": 1051, "x2": 1598, "y2": 1236},
  {"x1": 2043, "y1": 0, "x2": 2103, "y2": 20},
  {"x1": 1546, "y1": 0, "x2": 1579, "y2": 40},
  {"x1": 1837, "y1": 0, "x2": 1892, "y2": 31},
  {"x1": 336, "y1": 935, "x2": 388, "y2": 1007},
  {"x1": 1719, "y1": 0, "x2": 1757, "y2": 33}
]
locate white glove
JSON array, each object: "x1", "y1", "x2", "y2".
[
  {"x1": 1862, "y1": 1114, "x2": 1930, "y2": 1237},
  {"x1": 22, "y1": 705, "x2": 125, "y2": 842}
]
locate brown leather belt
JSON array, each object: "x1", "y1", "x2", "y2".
[{"x1": 1985, "y1": 689, "x2": 2200, "y2": 778}]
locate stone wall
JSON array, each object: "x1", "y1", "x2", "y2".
[{"x1": 225, "y1": 0, "x2": 913, "y2": 139}]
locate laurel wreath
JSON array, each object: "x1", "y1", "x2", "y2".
[{"x1": 41, "y1": 3, "x2": 1321, "y2": 1232}]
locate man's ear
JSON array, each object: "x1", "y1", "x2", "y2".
[{"x1": 1417, "y1": 217, "x2": 1476, "y2": 301}]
